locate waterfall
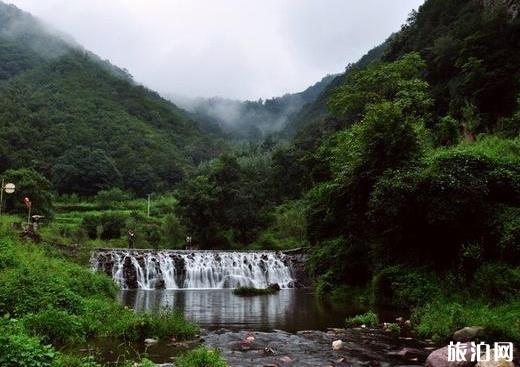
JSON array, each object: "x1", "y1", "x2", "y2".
[{"x1": 91, "y1": 250, "x2": 296, "y2": 290}]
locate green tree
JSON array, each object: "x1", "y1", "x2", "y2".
[
  {"x1": 53, "y1": 147, "x2": 122, "y2": 196},
  {"x1": 2, "y1": 168, "x2": 53, "y2": 217}
]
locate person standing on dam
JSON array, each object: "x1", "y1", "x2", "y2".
[{"x1": 128, "y1": 229, "x2": 136, "y2": 249}]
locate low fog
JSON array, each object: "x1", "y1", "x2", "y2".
[{"x1": 6, "y1": 0, "x2": 424, "y2": 100}]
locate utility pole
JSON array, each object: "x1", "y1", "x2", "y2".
[{"x1": 147, "y1": 194, "x2": 151, "y2": 217}]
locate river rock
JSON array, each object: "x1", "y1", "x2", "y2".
[
  {"x1": 144, "y1": 338, "x2": 158, "y2": 346},
  {"x1": 475, "y1": 348, "x2": 515, "y2": 367},
  {"x1": 388, "y1": 348, "x2": 423, "y2": 358},
  {"x1": 453, "y1": 327, "x2": 484, "y2": 342},
  {"x1": 332, "y1": 340, "x2": 344, "y2": 350},
  {"x1": 263, "y1": 347, "x2": 275, "y2": 355},
  {"x1": 425, "y1": 343, "x2": 475, "y2": 367},
  {"x1": 279, "y1": 356, "x2": 293, "y2": 363}
]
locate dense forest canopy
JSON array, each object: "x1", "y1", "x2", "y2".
[
  {"x1": 175, "y1": 0, "x2": 520, "y2": 320},
  {"x1": 0, "y1": 2, "x2": 223, "y2": 196},
  {"x1": 0, "y1": 0, "x2": 519, "y2": 356}
]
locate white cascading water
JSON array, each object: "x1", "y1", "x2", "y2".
[{"x1": 91, "y1": 250, "x2": 295, "y2": 290}]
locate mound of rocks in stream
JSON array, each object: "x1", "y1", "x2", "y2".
[{"x1": 202, "y1": 327, "x2": 432, "y2": 366}]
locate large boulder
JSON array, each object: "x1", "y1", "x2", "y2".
[
  {"x1": 425, "y1": 343, "x2": 475, "y2": 367},
  {"x1": 453, "y1": 327, "x2": 484, "y2": 342},
  {"x1": 475, "y1": 348, "x2": 515, "y2": 367}
]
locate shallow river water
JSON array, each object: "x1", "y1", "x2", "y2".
[
  {"x1": 118, "y1": 288, "x2": 360, "y2": 332},
  {"x1": 93, "y1": 289, "x2": 434, "y2": 366},
  {"x1": 73, "y1": 288, "x2": 434, "y2": 365}
]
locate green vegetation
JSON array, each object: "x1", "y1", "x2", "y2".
[
  {"x1": 188, "y1": 74, "x2": 336, "y2": 141},
  {"x1": 0, "y1": 2, "x2": 223, "y2": 197},
  {"x1": 0, "y1": 219, "x2": 198, "y2": 365},
  {"x1": 0, "y1": 0, "x2": 519, "y2": 359},
  {"x1": 345, "y1": 312, "x2": 379, "y2": 328},
  {"x1": 232, "y1": 284, "x2": 281, "y2": 296},
  {"x1": 176, "y1": 347, "x2": 228, "y2": 367}
]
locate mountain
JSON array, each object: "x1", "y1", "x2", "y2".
[
  {"x1": 172, "y1": 74, "x2": 337, "y2": 141},
  {"x1": 0, "y1": 2, "x2": 223, "y2": 196},
  {"x1": 384, "y1": 0, "x2": 520, "y2": 135},
  {"x1": 280, "y1": 41, "x2": 388, "y2": 137}
]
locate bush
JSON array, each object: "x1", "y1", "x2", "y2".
[
  {"x1": 0, "y1": 319, "x2": 56, "y2": 367},
  {"x1": 254, "y1": 200, "x2": 308, "y2": 250},
  {"x1": 371, "y1": 266, "x2": 440, "y2": 308},
  {"x1": 495, "y1": 207, "x2": 520, "y2": 263},
  {"x1": 85, "y1": 304, "x2": 199, "y2": 341},
  {"x1": 308, "y1": 237, "x2": 370, "y2": 288},
  {"x1": 100, "y1": 212, "x2": 126, "y2": 240},
  {"x1": 233, "y1": 284, "x2": 280, "y2": 296},
  {"x1": 0, "y1": 233, "x2": 197, "y2": 348},
  {"x1": 386, "y1": 322, "x2": 401, "y2": 334},
  {"x1": 472, "y1": 263, "x2": 520, "y2": 301},
  {"x1": 22, "y1": 309, "x2": 85, "y2": 344},
  {"x1": 176, "y1": 347, "x2": 227, "y2": 367},
  {"x1": 80, "y1": 214, "x2": 100, "y2": 240},
  {"x1": 412, "y1": 298, "x2": 520, "y2": 343},
  {"x1": 369, "y1": 141, "x2": 520, "y2": 269},
  {"x1": 162, "y1": 214, "x2": 186, "y2": 248},
  {"x1": 346, "y1": 311, "x2": 379, "y2": 328}
]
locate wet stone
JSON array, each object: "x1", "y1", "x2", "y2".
[{"x1": 202, "y1": 328, "x2": 431, "y2": 367}]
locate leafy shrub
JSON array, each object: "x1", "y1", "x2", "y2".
[
  {"x1": 254, "y1": 200, "x2": 308, "y2": 250},
  {"x1": 308, "y1": 237, "x2": 370, "y2": 287},
  {"x1": 83, "y1": 301, "x2": 198, "y2": 341},
  {"x1": 386, "y1": 322, "x2": 401, "y2": 334},
  {"x1": 162, "y1": 213, "x2": 186, "y2": 248},
  {"x1": 80, "y1": 214, "x2": 100, "y2": 240},
  {"x1": 371, "y1": 266, "x2": 440, "y2": 308},
  {"x1": 472, "y1": 263, "x2": 520, "y2": 301},
  {"x1": 369, "y1": 142, "x2": 520, "y2": 269},
  {"x1": 346, "y1": 311, "x2": 379, "y2": 328},
  {"x1": 495, "y1": 207, "x2": 520, "y2": 262},
  {"x1": 412, "y1": 298, "x2": 520, "y2": 343},
  {"x1": 22, "y1": 309, "x2": 84, "y2": 344},
  {"x1": 100, "y1": 212, "x2": 126, "y2": 240},
  {"x1": 176, "y1": 347, "x2": 227, "y2": 367},
  {"x1": 0, "y1": 234, "x2": 197, "y2": 348},
  {"x1": 0, "y1": 264, "x2": 83, "y2": 316},
  {"x1": 0, "y1": 319, "x2": 56, "y2": 367}
]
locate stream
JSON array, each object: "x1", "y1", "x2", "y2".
[{"x1": 79, "y1": 289, "x2": 433, "y2": 366}]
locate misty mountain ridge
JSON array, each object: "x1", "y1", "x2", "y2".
[
  {"x1": 171, "y1": 74, "x2": 337, "y2": 140},
  {"x1": 0, "y1": 1, "x2": 222, "y2": 195}
]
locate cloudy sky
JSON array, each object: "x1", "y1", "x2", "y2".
[{"x1": 8, "y1": 0, "x2": 424, "y2": 100}]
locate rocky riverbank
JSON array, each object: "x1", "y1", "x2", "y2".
[{"x1": 142, "y1": 327, "x2": 434, "y2": 366}]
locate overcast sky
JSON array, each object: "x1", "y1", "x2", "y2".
[{"x1": 8, "y1": 0, "x2": 424, "y2": 100}]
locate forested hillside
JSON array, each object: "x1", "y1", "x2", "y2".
[
  {"x1": 0, "y1": 2, "x2": 222, "y2": 196},
  {"x1": 174, "y1": 74, "x2": 337, "y2": 141},
  {"x1": 281, "y1": 41, "x2": 388, "y2": 136},
  {"x1": 176, "y1": 0, "x2": 520, "y2": 342}
]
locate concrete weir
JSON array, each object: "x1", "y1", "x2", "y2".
[{"x1": 91, "y1": 248, "x2": 308, "y2": 290}]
